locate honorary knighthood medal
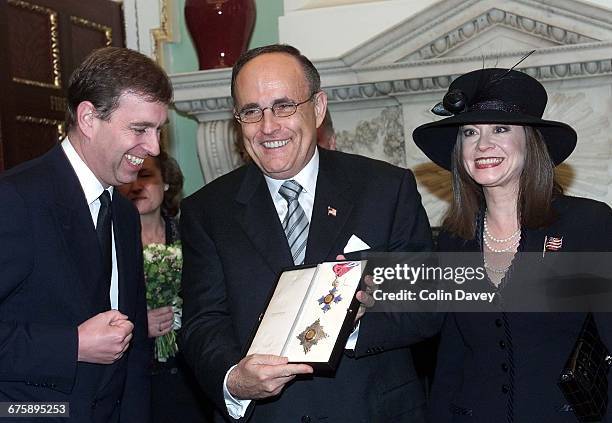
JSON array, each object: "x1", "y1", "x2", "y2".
[
  {"x1": 246, "y1": 260, "x2": 366, "y2": 371},
  {"x1": 317, "y1": 261, "x2": 359, "y2": 312},
  {"x1": 297, "y1": 319, "x2": 329, "y2": 354},
  {"x1": 318, "y1": 287, "x2": 342, "y2": 313}
]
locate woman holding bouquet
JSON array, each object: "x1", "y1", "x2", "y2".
[{"x1": 119, "y1": 150, "x2": 212, "y2": 422}]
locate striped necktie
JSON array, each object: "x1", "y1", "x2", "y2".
[{"x1": 279, "y1": 180, "x2": 309, "y2": 265}]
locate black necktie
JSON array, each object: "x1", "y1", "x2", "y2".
[{"x1": 96, "y1": 190, "x2": 112, "y2": 307}]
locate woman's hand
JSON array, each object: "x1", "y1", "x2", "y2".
[{"x1": 147, "y1": 306, "x2": 174, "y2": 338}]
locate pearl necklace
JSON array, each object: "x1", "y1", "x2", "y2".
[
  {"x1": 483, "y1": 215, "x2": 521, "y2": 253},
  {"x1": 483, "y1": 235, "x2": 520, "y2": 253},
  {"x1": 484, "y1": 215, "x2": 520, "y2": 243}
]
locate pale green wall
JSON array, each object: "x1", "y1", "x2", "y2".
[
  {"x1": 249, "y1": 1, "x2": 284, "y2": 49},
  {"x1": 165, "y1": 0, "x2": 283, "y2": 196}
]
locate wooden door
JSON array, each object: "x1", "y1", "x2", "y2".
[{"x1": 0, "y1": 0, "x2": 124, "y2": 171}]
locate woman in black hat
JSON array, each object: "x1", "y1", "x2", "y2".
[{"x1": 413, "y1": 68, "x2": 612, "y2": 421}]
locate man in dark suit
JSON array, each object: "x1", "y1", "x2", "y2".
[
  {"x1": 181, "y1": 44, "x2": 440, "y2": 422},
  {"x1": 0, "y1": 47, "x2": 172, "y2": 422}
]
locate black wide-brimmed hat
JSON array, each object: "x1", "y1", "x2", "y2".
[{"x1": 412, "y1": 68, "x2": 577, "y2": 170}]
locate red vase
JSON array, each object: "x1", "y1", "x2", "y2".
[{"x1": 185, "y1": 0, "x2": 256, "y2": 70}]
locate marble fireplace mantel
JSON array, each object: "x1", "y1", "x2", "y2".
[{"x1": 170, "y1": 0, "x2": 612, "y2": 225}]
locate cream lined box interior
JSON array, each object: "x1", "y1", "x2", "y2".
[{"x1": 247, "y1": 261, "x2": 365, "y2": 364}]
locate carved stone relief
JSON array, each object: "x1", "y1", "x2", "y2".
[
  {"x1": 335, "y1": 107, "x2": 406, "y2": 167},
  {"x1": 546, "y1": 88, "x2": 612, "y2": 201},
  {"x1": 348, "y1": 0, "x2": 612, "y2": 67},
  {"x1": 195, "y1": 119, "x2": 245, "y2": 182},
  {"x1": 398, "y1": 8, "x2": 596, "y2": 63}
]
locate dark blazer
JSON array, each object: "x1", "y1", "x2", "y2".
[
  {"x1": 180, "y1": 148, "x2": 441, "y2": 423},
  {"x1": 0, "y1": 145, "x2": 150, "y2": 423},
  {"x1": 431, "y1": 195, "x2": 612, "y2": 422}
]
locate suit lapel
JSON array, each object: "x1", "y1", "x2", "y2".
[
  {"x1": 305, "y1": 149, "x2": 354, "y2": 263},
  {"x1": 235, "y1": 150, "x2": 356, "y2": 269},
  {"x1": 50, "y1": 146, "x2": 104, "y2": 315},
  {"x1": 521, "y1": 226, "x2": 551, "y2": 253},
  {"x1": 48, "y1": 146, "x2": 125, "y2": 394},
  {"x1": 236, "y1": 163, "x2": 294, "y2": 273}
]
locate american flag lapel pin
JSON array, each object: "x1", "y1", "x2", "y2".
[
  {"x1": 542, "y1": 235, "x2": 563, "y2": 257},
  {"x1": 327, "y1": 206, "x2": 337, "y2": 217}
]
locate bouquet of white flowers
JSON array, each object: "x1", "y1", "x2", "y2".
[{"x1": 143, "y1": 242, "x2": 183, "y2": 361}]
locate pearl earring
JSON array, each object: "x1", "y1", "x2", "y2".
[{"x1": 164, "y1": 184, "x2": 169, "y2": 192}]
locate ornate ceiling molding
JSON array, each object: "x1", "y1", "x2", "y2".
[
  {"x1": 398, "y1": 8, "x2": 596, "y2": 63},
  {"x1": 173, "y1": 55, "x2": 612, "y2": 116},
  {"x1": 344, "y1": 0, "x2": 612, "y2": 67}
]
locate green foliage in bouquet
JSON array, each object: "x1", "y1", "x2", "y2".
[{"x1": 143, "y1": 242, "x2": 183, "y2": 361}]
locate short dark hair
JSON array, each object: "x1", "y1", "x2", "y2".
[
  {"x1": 443, "y1": 126, "x2": 561, "y2": 239},
  {"x1": 66, "y1": 47, "x2": 173, "y2": 132},
  {"x1": 151, "y1": 149, "x2": 184, "y2": 218},
  {"x1": 230, "y1": 44, "x2": 321, "y2": 105}
]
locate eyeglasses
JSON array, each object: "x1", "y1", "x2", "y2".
[{"x1": 234, "y1": 92, "x2": 316, "y2": 124}]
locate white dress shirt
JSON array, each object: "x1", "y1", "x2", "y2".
[
  {"x1": 61, "y1": 138, "x2": 119, "y2": 309},
  {"x1": 264, "y1": 148, "x2": 319, "y2": 225}
]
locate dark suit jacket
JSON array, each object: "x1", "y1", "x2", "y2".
[
  {"x1": 431, "y1": 195, "x2": 612, "y2": 422},
  {"x1": 180, "y1": 148, "x2": 441, "y2": 423},
  {"x1": 0, "y1": 145, "x2": 150, "y2": 423}
]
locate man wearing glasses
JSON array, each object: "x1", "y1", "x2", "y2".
[{"x1": 180, "y1": 44, "x2": 438, "y2": 422}]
